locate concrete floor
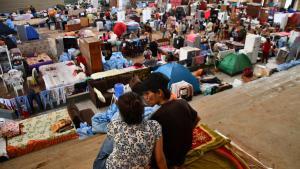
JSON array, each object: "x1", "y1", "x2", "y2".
[{"x1": 190, "y1": 65, "x2": 300, "y2": 169}]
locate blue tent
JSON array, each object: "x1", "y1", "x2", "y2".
[{"x1": 155, "y1": 62, "x2": 201, "y2": 93}]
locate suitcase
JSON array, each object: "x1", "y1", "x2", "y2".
[{"x1": 171, "y1": 81, "x2": 194, "y2": 101}]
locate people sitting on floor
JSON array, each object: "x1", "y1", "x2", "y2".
[
  {"x1": 149, "y1": 40, "x2": 158, "y2": 58},
  {"x1": 141, "y1": 72, "x2": 200, "y2": 168},
  {"x1": 143, "y1": 47, "x2": 152, "y2": 60},
  {"x1": 102, "y1": 33, "x2": 110, "y2": 41},
  {"x1": 94, "y1": 92, "x2": 168, "y2": 169}
]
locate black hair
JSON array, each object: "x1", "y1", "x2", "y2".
[
  {"x1": 117, "y1": 92, "x2": 144, "y2": 125},
  {"x1": 149, "y1": 88, "x2": 171, "y2": 100}
]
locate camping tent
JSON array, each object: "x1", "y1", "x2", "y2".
[
  {"x1": 0, "y1": 22, "x2": 16, "y2": 36},
  {"x1": 155, "y1": 62, "x2": 201, "y2": 93},
  {"x1": 113, "y1": 22, "x2": 127, "y2": 37},
  {"x1": 218, "y1": 53, "x2": 252, "y2": 76}
]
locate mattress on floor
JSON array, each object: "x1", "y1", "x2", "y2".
[{"x1": 7, "y1": 109, "x2": 78, "y2": 158}]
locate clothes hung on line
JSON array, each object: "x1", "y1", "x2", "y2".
[
  {"x1": 39, "y1": 90, "x2": 54, "y2": 110},
  {"x1": 51, "y1": 87, "x2": 66, "y2": 106},
  {"x1": 0, "y1": 98, "x2": 16, "y2": 110},
  {"x1": 15, "y1": 96, "x2": 31, "y2": 118},
  {"x1": 27, "y1": 89, "x2": 43, "y2": 112}
]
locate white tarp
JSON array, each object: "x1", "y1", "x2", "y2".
[
  {"x1": 117, "y1": 11, "x2": 126, "y2": 22},
  {"x1": 118, "y1": 0, "x2": 123, "y2": 9},
  {"x1": 143, "y1": 9, "x2": 152, "y2": 23},
  {"x1": 167, "y1": 4, "x2": 172, "y2": 12},
  {"x1": 274, "y1": 13, "x2": 289, "y2": 30},
  {"x1": 288, "y1": 31, "x2": 300, "y2": 45},
  {"x1": 91, "y1": 0, "x2": 99, "y2": 9},
  {"x1": 218, "y1": 12, "x2": 228, "y2": 23}
]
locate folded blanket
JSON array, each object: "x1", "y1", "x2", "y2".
[
  {"x1": 50, "y1": 119, "x2": 72, "y2": 133},
  {"x1": 0, "y1": 118, "x2": 22, "y2": 138}
]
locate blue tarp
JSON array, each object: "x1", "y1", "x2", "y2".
[
  {"x1": 154, "y1": 62, "x2": 201, "y2": 93},
  {"x1": 0, "y1": 22, "x2": 16, "y2": 36},
  {"x1": 126, "y1": 21, "x2": 140, "y2": 32},
  {"x1": 104, "y1": 52, "x2": 131, "y2": 70}
]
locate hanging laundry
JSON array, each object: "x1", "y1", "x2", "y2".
[
  {"x1": 15, "y1": 96, "x2": 31, "y2": 118},
  {"x1": 39, "y1": 90, "x2": 54, "y2": 110},
  {"x1": 51, "y1": 87, "x2": 66, "y2": 106},
  {"x1": 27, "y1": 89, "x2": 43, "y2": 112}
]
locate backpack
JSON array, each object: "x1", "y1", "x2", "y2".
[{"x1": 171, "y1": 81, "x2": 194, "y2": 101}]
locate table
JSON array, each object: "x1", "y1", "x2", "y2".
[
  {"x1": 13, "y1": 18, "x2": 48, "y2": 26},
  {"x1": 224, "y1": 40, "x2": 245, "y2": 50},
  {"x1": 39, "y1": 61, "x2": 86, "y2": 90},
  {"x1": 2, "y1": 70, "x2": 23, "y2": 91},
  {"x1": 90, "y1": 67, "x2": 147, "y2": 80}
]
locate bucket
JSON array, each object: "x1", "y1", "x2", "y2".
[
  {"x1": 50, "y1": 23, "x2": 56, "y2": 30},
  {"x1": 114, "y1": 83, "x2": 124, "y2": 98}
]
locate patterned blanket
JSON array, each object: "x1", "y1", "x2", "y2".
[
  {"x1": 184, "y1": 124, "x2": 250, "y2": 169},
  {"x1": 7, "y1": 109, "x2": 78, "y2": 158},
  {"x1": 190, "y1": 124, "x2": 229, "y2": 155},
  {"x1": 26, "y1": 53, "x2": 53, "y2": 71}
]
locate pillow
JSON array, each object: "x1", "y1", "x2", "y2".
[
  {"x1": 94, "y1": 88, "x2": 106, "y2": 103},
  {"x1": 0, "y1": 119, "x2": 22, "y2": 138}
]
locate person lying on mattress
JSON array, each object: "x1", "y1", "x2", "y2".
[{"x1": 94, "y1": 92, "x2": 168, "y2": 169}]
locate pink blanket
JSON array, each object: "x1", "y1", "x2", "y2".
[
  {"x1": 186, "y1": 33, "x2": 197, "y2": 42},
  {"x1": 159, "y1": 45, "x2": 176, "y2": 53}
]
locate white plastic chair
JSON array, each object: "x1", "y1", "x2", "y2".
[
  {"x1": 12, "y1": 80, "x2": 24, "y2": 96},
  {"x1": 8, "y1": 69, "x2": 19, "y2": 76},
  {"x1": 0, "y1": 65, "x2": 8, "y2": 92},
  {"x1": 26, "y1": 68, "x2": 38, "y2": 87}
]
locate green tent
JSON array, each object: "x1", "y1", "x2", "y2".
[{"x1": 217, "y1": 53, "x2": 252, "y2": 76}]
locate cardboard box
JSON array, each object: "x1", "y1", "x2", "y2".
[
  {"x1": 65, "y1": 23, "x2": 81, "y2": 32},
  {"x1": 221, "y1": 5, "x2": 228, "y2": 12},
  {"x1": 80, "y1": 17, "x2": 89, "y2": 27}
]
